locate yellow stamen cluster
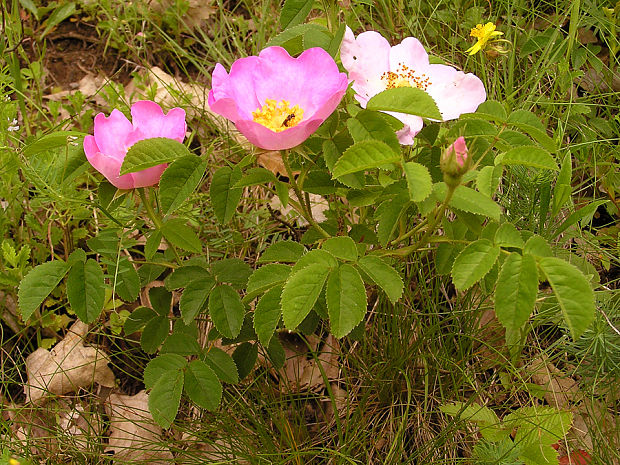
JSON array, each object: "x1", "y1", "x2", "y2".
[
  {"x1": 252, "y1": 99, "x2": 304, "y2": 132},
  {"x1": 381, "y1": 63, "x2": 431, "y2": 90},
  {"x1": 466, "y1": 22, "x2": 504, "y2": 55}
]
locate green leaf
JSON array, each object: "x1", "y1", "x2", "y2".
[
  {"x1": 111, "y1": 257, "x2": 140, "y2": 302},
  {"x1": 551, "y1": 153, "x2": 572, "y2": 216},
  {"x1": 366, "y1": 87, "x2": 442, "y2": 120},
  {"x1": 321, "y1": 236, "x2": 358, "y2": 261},
  {"x1": 245, "y1": 264, "x2": 291, "y2": 301},
  {"x1": 357, "y1": 255, "x2": 403, "y2": 303},
  {"x1": 346, "y1": 110, "x2": 401, "y2": 153},
  {"x1": 553, "y1": 200, "x2": 608, "y2": 238},
  {"x1": 446, "y1": 184, "x2": 502, "y2": 221},
  {"x1": 495, "y1": 253, "x2": 538, "y2": 333},
  {"x1": 281, "y1": 263, "x2": 330, "y2": 330},
  {"x1": 204, "y1": 347, "x2": 239, "y2": 384},
  {"x1": 41, "y1": 2, "x2": 77, "y2": 38},
  {"x1": 451, "y1": 239, "x2": 501, "y2": 290},
  {"x1": 538, "y1": 257, "x2": 595, "y2": 339},
  {"x1": 160, "y1": 332, "x2": 201, "y2": 356},
  {"x1": 476, "y1": 165, "x2": 503, "y2": 197},
  {"x1": 210, "y1": 166, "x2": 242, "y2": 224},
  {"x1": 165, "y1": 265, "x2": 212, "y2": 290},
  {"x1": 267, "y1": 336, "x2": 286, "y2": 369},
  {"x1": 159, "y1": 156, "x2": 207, "y2": 216},
  {"x1": 495, "y1": 146, "x2": 559, "y2": 171},
  {"x1": 332, "y1": 140, "x2": 400, "y2": 178},
  {"x1": 184, "y1": 360, "x2": 222, "y2": 411},
  {"x1": 232, "y1": 342, "x2": 258, "y2": 380},
  {"x1": 18, "y1": 260, "x2": 70, "y2": 321},
  {"x1": 258, "y1": 241, "x2": 305, "y2": 263},
  {"x1": 66, "y1": 259, "x2": 105, "y2": 323},
  {"x1": 149, "y1": 369, "x2": 184, "y2": 428},
  {"x1": 523, "y1": 235, "x2": 553, "y2": 257},
  {"x1": 403, "y1": 162, "x2": 432, "y2": 202},
  {"x1": 209, "y1": 285, "x2": 245, "y2": 338},
  {"x1": 505, "y1": 406, "x2": 573, "y2": 447},
  {"x1": 161, "y1": 218, "x2": 202, "y2": 253},
  {"x1": 180, "y1": 277, "x2": 215, "y2": 324},
  {"x1": 120, "y1": 138, "x2": 190, "y2": 175},
  {"x1": 376, "y1": 196, "x2": 409, "y2": 247},
  {"x1": 140, "y1": 316, "x2": 169, "y2": 354},
  {"x1": 144, "y1": 354, "x2": 187, "y2": 389},
  {"x1": 326, "y1": 264, "x2": 368, "y2": 338},
  {"x1": 439, "y1": 402, "x2": 508, "y2": 442},
  {"x1": 233, "y1": 167, "x2": 277, "y2": 188},
  {"x1": 507, "y1": 112, "x2": 557, "y2": 153},
  {"x1": 279, "y1": 0, "x2": 313, "y2": 29},
  {"x1": 291, "y1": 249, "x2": 338, "y2": 273},
  {"x1": 144, "y1": 230, "x2": 163, "y2": 260},
  {"x1": 253, "y1": 285, "x2": 283, "y2": 346},
  {"x1": 149, "y1": 284, "x2": 172, "y2": 316},
  {"x1": 494, "y1": 223, "x2": 524, "y2": 248},
  {"x1": 124, "y1": 306, "x2": 158, "y2": 334},
  {"x1": 211, "y1": 258, "x2": 252, "y2": 289}
]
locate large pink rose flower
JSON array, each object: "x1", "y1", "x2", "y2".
[
  {"x1": 340, "y1": 27, "x2": 486, "y2": 145},
  {"x1": 208, "y1": 46, "x2": 348, "y2": 151},
  {"x1": 84, "y1": 101, "x2": 186, "y2": 189}
]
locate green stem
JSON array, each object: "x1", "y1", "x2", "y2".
[
  {"x1": 280, "y1": 150, "x2": 330, "y2": 239},
  {"x1": 384, "y1": 184, "x2": 458, "y2": 258},
  {"x1": 137, "y1": 188, "x2": 182, "y2": 263}
]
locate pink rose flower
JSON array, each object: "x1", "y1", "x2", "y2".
[
  {"x1": 340, "y1": 27, "x2": 486, "y2": 145},
  {"x1": 447, "y1": 136, "x2": 468, "y2": 168},
  {"x1": 208, "y1": 46, "x2": 348, "y2": 151},
  {"x1": 84, "y1": 101, "x2": 187, "y2": 189}
]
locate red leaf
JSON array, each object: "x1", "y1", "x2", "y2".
[{"x1": 559, "y1": 449, "x2": 591, "y2": 465}]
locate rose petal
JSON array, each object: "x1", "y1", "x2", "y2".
[
  {"x1": 341, "y1": 27, "x2": 391, "y2": 106},
  {"x1": 129, "y1": 164, "x2": 168, "y2": 188},
  {"x1": 388, "y1": 37, "x2": 429, "y2": 71},
  {"x1": 129, "y1": 101, "x2": 187, "y2": 143},
  {"x1": 235, "y1": 119, "x2": 323, "y2": 151},
  {"x1": 84, "y1": 136, "x2": 135, "y2": 189},
  {"x1": 426, "y1": 65, "x2": 486, "y2": 120},
  {"x1": 93, "y1": 110, "x2": 133, "y2": 161},
  {"x1": 210, "y1": 59, "x2": 261, "y2": 119}
]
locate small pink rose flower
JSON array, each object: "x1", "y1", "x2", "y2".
[
  {"x1": 84, "y1": 101, "x2": 187, "y2": 189},
  {"x1": 340, "y1": 27, "x2": 486, "y2": 145},
  {"x1": 208, "y1": 46, "x2": 349, "y2": 151},
  {"x1": 441, "y1": 136, "x2": 470, "y2": 186},
  {"x1": 447, "y1": 136, "x2": 468, "y2": 167}
]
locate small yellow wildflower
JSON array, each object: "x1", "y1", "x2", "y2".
[{"x1": 466, "y1": 22, "x2": 504, "y2": 55}]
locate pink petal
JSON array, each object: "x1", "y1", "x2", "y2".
[
  {"x1": 388, "y1": 37, "x2": 429, "y2": 71},
  {"x1": 210, "y1": 59, "x2": 261, "y2": 119},
  {"x1": 84, "y1": 135, "x2": 135, "y2": 189},
  {"x1": 252, "y1": 47, "x2": 347, "y2": 115},
  {"x1": 93, "y1": 109, "x2": 133, "y2": 161},
  {"x1": 386, "y1": 112, "x2": 424, "y2": 145},
  {"x1": 235, "y1": 119, "x2": 323, "y2": 151},
  {"x1": 130, "y1": 163, "x2": 168, "y2": 188},
  {"x1": 426, "y1": 65, "x2": 486, "y2": 120},
  {"x1": 341, "y1": 28, "x2": 391, "y2": 106},
  {"x1": 130, "y1": 101, "x2": 187, "y2": 142}
]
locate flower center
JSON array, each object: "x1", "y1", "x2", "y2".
[
  {"x1": 381, "y1": 64, "x2": 431, "y2": 91},
  {"x1": 252, "y1": 99, "x2": 304, "y2": 132}
]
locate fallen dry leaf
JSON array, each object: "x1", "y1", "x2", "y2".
[
  {"x1": 269, "y1": 191, "x2": 329, "y2": 226},
  {"x1": 104, "y1": 390, "x2": 174, "y2": 464},
  {"x1": 24, "y1": 321, "x2": 115, "y2": 404},
  {"x1": 525, "y1": 354, "x2": 580, "y2": 409},
  {"x1": 150, "y1": 0, "x2": 216, "y2": 29}
]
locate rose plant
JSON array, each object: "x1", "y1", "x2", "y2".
[{"x1": 17, "y1": 2, "x2": 598, "y2": 433}]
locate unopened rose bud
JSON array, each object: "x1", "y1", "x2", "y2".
[{"x1": 440, "y1": 136, "x2": 470, "y2": 187}]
